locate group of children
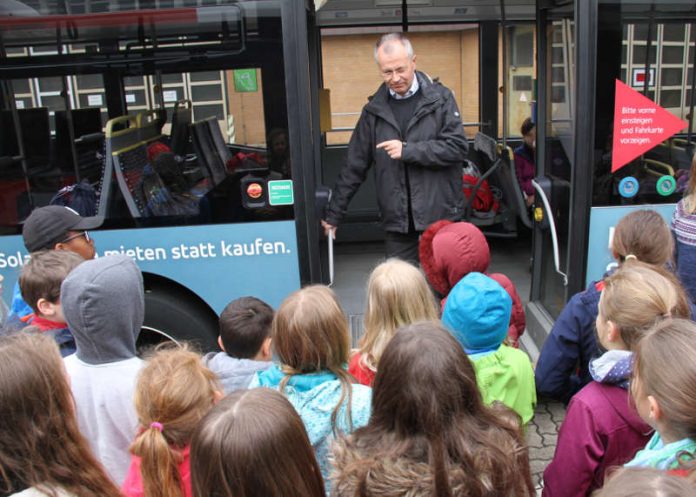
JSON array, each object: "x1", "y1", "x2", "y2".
[{"x1": 2, "y1": 159, "x2": 696, "y2": 496}]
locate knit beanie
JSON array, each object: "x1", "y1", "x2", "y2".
[
  {"x1": 441, "y1": 272, "x2": 512, "y2": 354},
  {"x1": 419, "y1": 220, "x2": 490, "y2": 296}
]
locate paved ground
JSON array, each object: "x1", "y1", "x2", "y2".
[{"x1": 527, "y1": 400, "x2": 566, "y2": 492}]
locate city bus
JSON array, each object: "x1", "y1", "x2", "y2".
[
  {"x1": 0, "y1": 0, "x2": 324, "y2": 348},
  {"x1": 2, "y1": 0, "x2": 695, "y2": 353}
]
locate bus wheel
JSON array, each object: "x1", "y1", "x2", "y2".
[{"x1": 140, "y1": 279, "x2": 219, "y2": 352}]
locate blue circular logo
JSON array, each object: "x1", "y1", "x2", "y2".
[{"x1": 618, "y1": 177, "x2": 639, "y2": 198}]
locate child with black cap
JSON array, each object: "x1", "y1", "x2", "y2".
[{"x1": 5, "y1": 206, "x2": 102, "y2": 330}]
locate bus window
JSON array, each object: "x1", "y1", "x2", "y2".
[
  {"x1": 0, "y1": 5, "x2": 293, "y2": 229},
  {"x1": 592, "y1": 18, "x2": 695, "y2": 208},
  {"x1": 0, "y1": 1, "x2": 306, "y2": 347}
]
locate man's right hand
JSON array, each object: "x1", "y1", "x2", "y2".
[{"x1": 321, "y1": 220, "x2": 337, "y2": 239}]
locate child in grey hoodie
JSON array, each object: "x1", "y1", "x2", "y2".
[
  {"x1": 203, "y1": 296, "x2": 273, "y2": 394},
  {"x1": 61, "y1": 255, "x2": 144, "y2": 485}
]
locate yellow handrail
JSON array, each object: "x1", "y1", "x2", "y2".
[{"x1": 105, "y1": 115, "x2": 138, "y2": 139}]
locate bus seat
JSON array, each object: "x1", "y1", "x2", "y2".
[
  {"x1": 190, "y1": 118, "x2": 227, "y2": 185},
  {"x1": 205, "y1": 118, "x2": 233, "y2": 169},
  {"x1": 497, "y1": 144, "x2": 533, "y2": 229},
  {"x1": 170, "y1": 100, "x2": 192, "y2": 156}
]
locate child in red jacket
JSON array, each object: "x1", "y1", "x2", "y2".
[{"x1": 419, "y1": 220, "x2": 525, "y2": 346}]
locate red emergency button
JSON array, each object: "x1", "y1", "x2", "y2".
[{"x1": 247, "y1": 182, "x2": 263, "y2": 199}]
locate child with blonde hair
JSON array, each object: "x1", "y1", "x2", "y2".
[
  {"x1": 0, "y1": 333, "x2": 122, "y2": 497},
  {"x1": 122, "y1": 345, "x2": 221, "y2": 497},
  {"x1": 626, "y1": 318, "x2": 696, "y2": 470},
  {"x1": 349, "y1": 259, "x2": 439, "y2": 385},
  {"x1": 593, "y1": 468, "x2": 696, "y2": 497},
  {"x1": 249, "y1": 285, "x2": 371, "y2": 490},
  {"x1": 536, "y1": 209, "x2": 676, "y2": 402},
  {"x1": 543, "y1": 262, "x2": 692, "y2": 497},
  {"x1": 671, "y1": 152, "x2": 696, "y2": 301}
]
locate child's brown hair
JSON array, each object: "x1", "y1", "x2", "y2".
[
  {"x1": 191, "y1": 388, "x2": 325, "y2": 497},
  {"x1": 272, "y1": 285, "x2": 354, "y2": 431},
  {"x1": 611, "y1": 210, "x2": 673, "y2": 266},
  {"x1": 19, "y1": 250, "x2": 84, "y2": 314},
  {"x1": 599, "y1": 262, "x2": 691, "y2": 350},
  {"x1": 632, "y1": 318, "x2": 696, "y2": 443},
  {"x1": 130, "y1": 344, "x2": 220, "y2": 497},
  {"x1": 332, "y1": 322, "x2": 534, "y2": 497},
  {"x1": 0, "y1": 333, "x2": 122, "y2": 497}
]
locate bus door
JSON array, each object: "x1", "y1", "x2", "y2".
[
  {"x1": 529, "y1": 0, "x2": 696, "y2": 341},
  {"x1": 0, "y1": 1, "x2": 322, "y2": 348}
]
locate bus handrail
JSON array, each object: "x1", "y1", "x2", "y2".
[
  {"x1": 642, "y1": 158, "x2": 674, "y2": 178},
  {"x1": 105, "y1": 115, "x2": 138, "y2": 139},
  {"x1": 136, "y1": 109, "x2": 160, "y2": 128},
  {"x1": 532, "y1": 178, "x2": 568, "y2": 286}
]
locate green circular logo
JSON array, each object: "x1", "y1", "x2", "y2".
[{"x1": 656, "y1": 176, "x2": 676, "y2": 197}]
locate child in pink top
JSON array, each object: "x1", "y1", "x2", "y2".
[{"x1": 122, "y1": 346, "x2": 220, "y2": 497}]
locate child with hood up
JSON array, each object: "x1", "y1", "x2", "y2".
[
  {"x1": 442, "y1": 272, "x2": 536, "y2": 424},
  {"x1": 419, "y1": 220, "x2": 525, "y2": 346},
  {"x1": 61, "y1": 254, "x2": 145, "y2": 485}
]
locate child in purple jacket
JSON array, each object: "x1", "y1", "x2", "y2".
[
  {"x1": 513, "y1": 117, "x2": 535, "y2": 207},
  {"x1": 542, "y1": 262, "x2": 691, "y2": 497}
]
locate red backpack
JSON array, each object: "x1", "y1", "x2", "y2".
[{"x1": 463, "y1": 173, "x2": 498, "y2": 213}]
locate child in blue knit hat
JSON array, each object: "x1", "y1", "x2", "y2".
[{"x1": 442, "y1": 272, "x2": 536, "y2": 424}]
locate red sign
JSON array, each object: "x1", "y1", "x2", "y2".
[
  {"x1": 247, "y1": 183, "x2": 263, "y2": 199},
  {"x1": 612, "y1": 80, "x2": 688, "y2": 173}
]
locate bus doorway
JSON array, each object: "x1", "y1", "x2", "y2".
[{"x1": 313, "y1": 0, "x2": 537, "y2": 342}]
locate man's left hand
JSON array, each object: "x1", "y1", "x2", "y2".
[{"x1": 376, "y1": 140, "x2": 403, "y2": 160}]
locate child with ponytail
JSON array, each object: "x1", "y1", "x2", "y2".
[
  {"x1": 122, "y1": 345, "x2": 221, "y2": 497},
  {"x1": 625, "y1": 318, "x2": 696, "y2": 471},
  {"x1": 543, "y1": 262, "x2": 692, "y2": 497},
  {"x1": 536, "y1": 209, "x2": 676, "y2": 402}
]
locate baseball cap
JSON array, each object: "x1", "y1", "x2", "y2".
[{"x1": 22, "y1": 206, "x2": 104, "y2": 252}]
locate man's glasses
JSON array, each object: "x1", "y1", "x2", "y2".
[{"x1": 61, "y1": 231, "x2": 91, "y2": 244}]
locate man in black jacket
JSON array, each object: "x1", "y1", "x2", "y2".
[{"x1": 322, "y1": 33, "x2": 469, "y2": 263}]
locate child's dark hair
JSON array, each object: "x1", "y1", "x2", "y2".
[
  {"x1": 19, "y1": 250, "x2": 84, "y2": 314},
  {"x1": 520, "y1": 117, "x2": 535, "y2": 137},
  {"x1": 612, "y1": 209, "x2": 673, "y2": 266},
  {"x1": 219, "y1": 297, "x2": 273, "y2": 359}
]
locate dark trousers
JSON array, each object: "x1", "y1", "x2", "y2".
[{"x1": 384, "y1": 230, "x2": 421, "y2": 266}]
